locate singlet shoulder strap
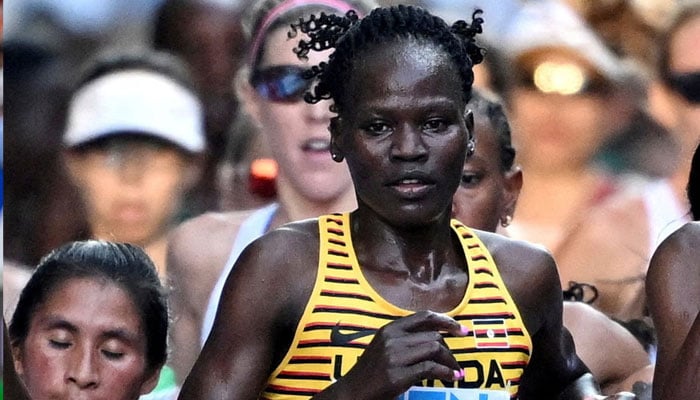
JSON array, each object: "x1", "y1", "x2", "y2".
[{"x1": 201, "y1": 202, "x2": 279, "y2": 345}]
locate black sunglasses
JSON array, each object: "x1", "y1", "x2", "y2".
[
  {"x1": 665, "y1": 71, "x2": 700, "y2": 104},
  {"x1": 250, "y1": 65, "x2": 312, "y2": 103}
]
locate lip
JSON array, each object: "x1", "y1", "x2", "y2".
[
  {"x1": 387, "y1": 171, "x2": 436, "y2": 198},
  {"x1": 301, "y1": 138, "x2": 331, "y2": 153},
  {"x1": 114, "y1": 204, "x2": 148, "y2": 223}
]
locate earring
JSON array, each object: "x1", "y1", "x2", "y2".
[
  {"x1": 331, "y1": 153, "x2": 342, "y2": 162},
  {"x1": 467, "y1": 139, "x2": 476, "y2": 157},
  {"x1": 500, "y1": 215, "x2": 512, "y2": 228}
]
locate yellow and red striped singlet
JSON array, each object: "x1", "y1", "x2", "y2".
[{"x1": 260, "y1": 213, "x2": 532, "y2": 399}]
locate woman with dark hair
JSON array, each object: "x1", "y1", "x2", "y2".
[
  {"x1": 178, "y1": 5, "x2": 629, "y2": 399},
  {"x1": 8, "y1": 240, "x2": 169, "y2": 400},
  {"x1": 646, "y1": 142, "x2": 700, "y2": 400}
]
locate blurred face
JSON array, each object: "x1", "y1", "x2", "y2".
[
  {"x1": 508, "y1": 53, "x2": 615, "y2": 173},
  {"x1": 334, "y1": 39, "x2": 470, "y2": 227},
  {"x1": 666, "y1": 14, "x2": 700, "y2": 148},
  {"x1": 176, "y1": 6, "x2": 246, "y2": 136},
  {"x1": 66, "y1": 138, "x2": 194, "y2": 245},
  {"x1": 452, "y1": 116, "x2": 520, "y2": 232},
  {"x1": 14, "y1": 278, "x2": 158, "y2": 400},
  {"x1": 245, "y1": 27, "x2": 354, "y2": 203}
]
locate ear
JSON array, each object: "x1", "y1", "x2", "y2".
[
  {"x1": 464, "y1": 107, "x2": 474, "y2": 134},
  {"x1": 12, "y1": 343, "x2": 24, "y2": 378},
  {"x1": 502, "y1": 166, "x2": 523, "y2": 221},
  {"x1": 139, "y1": 364, "x2": 164, "y2": 395},
  {"x1": 464, "y1": 108, "x2": 475, "y2": 157},
  {"x1": 182, "y1": 155, "x2": 204, "y2": 190},
  {"x1": 63, "y1": 150, "x2": 86, "y2": 184},
  {"x1": 235, "y1": 67, "x2": 264, "y2": 129},
  {"x1": 329, "y1": 116, "x2": 345, "y2": 163}
]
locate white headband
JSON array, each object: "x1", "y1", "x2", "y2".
[{"x1": 64, "y1": 70, "x2": 205, "y2": 153}]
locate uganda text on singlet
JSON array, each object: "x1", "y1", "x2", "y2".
[{"x1": 261, "y1": 213, "x2": 532, "y2": 399}]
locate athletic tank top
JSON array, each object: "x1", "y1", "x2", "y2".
[{"x1": 260, "y1": 213, "x2": 532, "y2": 399}]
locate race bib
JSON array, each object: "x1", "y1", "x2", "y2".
[{"x1": 397, "y1": 386, "x2": 510, "y2": 400}]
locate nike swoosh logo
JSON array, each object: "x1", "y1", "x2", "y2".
[{"x1": 330, "y1": 323, "x2": 375, "y2": 346}]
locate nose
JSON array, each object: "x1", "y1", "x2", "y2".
[
  {"x1": 306, "y1": 98, "x2": 334, "y2": 123},
  {"x1": 66, "y1": 345, "x2": 99, "y2": 389},
  {"x1": 117, "y1": 161, "x2": 146, "y2": 184},
  {"x1": 109, "y1": 150, "x2": 149, "y2": 184},
  {"x1": 391, "y1": 124, "x2": 428, "y2": 161}
]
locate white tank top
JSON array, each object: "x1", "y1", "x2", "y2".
[{"x1": 200, "y1": 203, "x2": 279, "y2": 345}]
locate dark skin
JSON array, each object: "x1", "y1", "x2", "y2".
[
  {"x1": 646, "y1": 221, "x2": 700, "y2": 400},
  {"x1": 180, "y1": 38, "x2": 607, "y2": 400}
]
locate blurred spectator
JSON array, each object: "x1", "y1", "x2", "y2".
[
  {"x1": 153, "y1": 0, "x2": 254, "y2": 213},
  {"x1": 648, "y1": 1, "x2": 700, "y2": 215},
  {"x1": 494, "y1": 0, "x2": 663, "y2": 321},
  {"x1": 61, "y1": 49, "x2": 205, "y2": 276},
  {"x1": 3, "y1": 26, "x2": 88, "y2": 267},
  {"x1": 3, "y1": 0, "x2": 163, "y2": 267}
]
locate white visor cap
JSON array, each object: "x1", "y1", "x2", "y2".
[{"x1": 64, "y1": 69, "x2": 206, "y2": 153}]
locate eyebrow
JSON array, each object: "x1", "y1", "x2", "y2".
[
  {"x1": 42, "y1": 317, "x2": 79, "y2": 334},
  {"x1": 99, "y1": 328, "x2": 141, "y2": 345}
]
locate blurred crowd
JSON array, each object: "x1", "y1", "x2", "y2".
[{"x1": 2, "y1": 0, "x2": 698, "y2": 399}]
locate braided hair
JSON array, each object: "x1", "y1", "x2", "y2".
[
  {"x1": 291, "y1": 4, "x2": 484, "y2": 113},
  {"x1": 468, "y1": 89, "x2": 516, "y2": 172}
]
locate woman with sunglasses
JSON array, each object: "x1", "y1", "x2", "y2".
[
  {"x1": 165, "y1": 0, "x2": 374, "y2": 385},
  {"x1": 649, "y1": 1, "x2": 700, "y2": 224},
  {"x1": 646, "y1": 143, "x2": 700, "y2": 400},
  {"x1": 179, "y1": 5, "x2": 630, "y2": 399},
  {"x1": 550, "y1": 1, "x2": 700, "y2": 326},
  {"x1": 493, "y1": 1, "x2": 663, "y2": 322}
]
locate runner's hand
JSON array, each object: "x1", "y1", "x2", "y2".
[{"x1": 338, "y1": 310, "x2": 469, "y2": 399}]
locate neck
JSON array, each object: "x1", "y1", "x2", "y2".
[
  {"x1": 143, "y1": 238, "x2": 168, "y2": 278},
  {"x1": 516, "y1": 167, "x2": 604, "y2": 224},
  {"x1": 91, "y1": 228, "x2": 168, "y2": 278},
  {"x1": 271, "y1": 176, "x2": 357, "y2": 230},
  {"x1": 670, "y1": 148, "x2": 695, "y2": 206},
  {"x1": 351, "y1": 207, "x2": 457, "y2": 283}
]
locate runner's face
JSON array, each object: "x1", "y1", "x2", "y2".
[
  {"x1": 249, "y1": 27, "x2": 354, "y2": 204},
  {"x1": 452, "y1": 117, "x2": 509, "y2": 232},
  {"x1": 14, "y1": 278, "x2": 158, "y2": 400},
  {"x1": 334, "y1": 39, "x2": 470, "y2": 226},
  {"x1": 67, "y1": 138, "x2": 192, "y2": 246}
]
